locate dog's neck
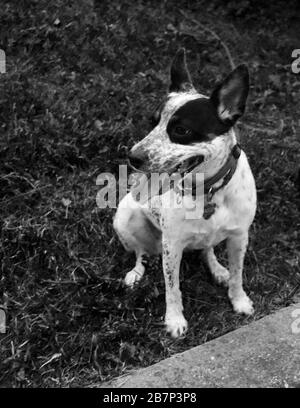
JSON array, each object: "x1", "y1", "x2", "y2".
[{"x1": 193, "y1": 128, "x2": 237, "y2": 180}]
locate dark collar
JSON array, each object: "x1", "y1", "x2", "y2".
[
  {"x1": 156, "y1": 144, "x2": 241, "y2": 201},
  {"x1": 191, "y1": 143, "x2": 241, "y2": 198}
]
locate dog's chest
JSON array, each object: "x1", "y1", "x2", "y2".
[{"x1": 145, "y1": 153, "x2": 256, "y2": 250}]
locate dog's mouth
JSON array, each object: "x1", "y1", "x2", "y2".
[
  {"x1": 175, "y1": 154, "x2": 204, "y2": 174},
  {"x1": 127, "y1": 154, "x2": 204, "y2": 177}
]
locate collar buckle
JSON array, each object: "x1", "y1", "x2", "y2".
[{"x1": 207, "y1": 187, "x2": 214, "y2": 201}]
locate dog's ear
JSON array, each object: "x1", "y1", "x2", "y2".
[
  {"x1": 169, "y1": 48, "x2": 194, "y2": 92},
  {"x1": 210, "y1": 64, "x2": 249, "y2": 125}
]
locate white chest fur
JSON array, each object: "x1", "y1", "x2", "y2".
[{"x1": 129, "y1": 150, "x2": 256, "y2": 251}]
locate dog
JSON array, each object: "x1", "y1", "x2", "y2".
[{"x1": 113, "y1": 49, "x2": 256, "y2": 338}]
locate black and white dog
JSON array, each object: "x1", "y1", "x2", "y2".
[{"x1": 114, "y1": 49, "x2": 256, "y2": 337}]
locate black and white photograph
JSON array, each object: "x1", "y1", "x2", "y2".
[{"x1": 0, "y1": 0, "x2": 300, "y2": 392}]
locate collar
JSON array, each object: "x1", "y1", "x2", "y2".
[
  {"x1": 156, "y1": 144, "x2": 241, "y2": 201},
  {"x1": 190, "y1": 143, "x2": 241, "y2": 198}
]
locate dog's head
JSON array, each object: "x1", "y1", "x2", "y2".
[{"x1": 128, "y1": 49, "x2": 249, "y2": 174}]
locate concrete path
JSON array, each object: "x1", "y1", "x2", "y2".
[{"x1": 103, "y1": 304, "x2": 300, "y2": 388}]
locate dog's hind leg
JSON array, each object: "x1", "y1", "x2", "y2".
[
  {"x1": 204, "y1": 247, "x2": 230, "y2": 286},
  {"x1": 113, "y1": 194, "x2": 161, "y2": 287},
  {"x1": 226, "y1": 232, "x2": 254, "y2": 315}
]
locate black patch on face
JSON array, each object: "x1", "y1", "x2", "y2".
[{"x1": 166, "y1": 98, "x2": 232, "y2": 145}]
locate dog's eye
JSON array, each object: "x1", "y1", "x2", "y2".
[
  {"x1": 168, "y1": 124, "x2": 194, "y2": 145},
  {"x1": 174, "y1": 126, "x2": 192, "y2": 136}
]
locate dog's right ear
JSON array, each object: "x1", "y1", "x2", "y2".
[
  {"x1": 210, "y1": 64, "x2": 249, "y2": 125},
  {"x1": 169, "y1": 48, "x2": 194, "y2": 92}
]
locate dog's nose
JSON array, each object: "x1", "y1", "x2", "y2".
[{"x1": 128, "y1": 152, "x2": 144, "y2": 170}]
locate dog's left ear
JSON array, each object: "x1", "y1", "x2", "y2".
[
  {"x1": 169, "y1": 48, "x2": 194, "y2": 92},
  {"x1": 210, "y1": 64, "x2": 249, "y2": 125}
]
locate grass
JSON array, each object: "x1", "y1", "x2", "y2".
[{"x1": 0, "y1": 0, "x2": 300, "y2": 387}]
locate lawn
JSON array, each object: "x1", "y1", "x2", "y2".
[{"x1": 0, "y1": 0, "x2": 299, "y2": 387}]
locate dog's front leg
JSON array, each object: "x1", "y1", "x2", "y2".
[
  {"x1": 227, "y1": 232, "x2": 254, "y2": 315},
  {"x1": 162, "y1": 235, "x2": 187, "y2": 337}
]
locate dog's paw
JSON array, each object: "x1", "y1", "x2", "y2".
[
  {"x1": 165, "y1": 314, "x2": 188, "y2": 338},
  {"x1": 232, "y1": 295, "x2": 254, "y2": 315},
  {"x1": 124, "y1": 268, "x2": 144, "y2": 288},
  {"x1": 213, "y1": 266, "x2": 230, "y2": 286}
]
